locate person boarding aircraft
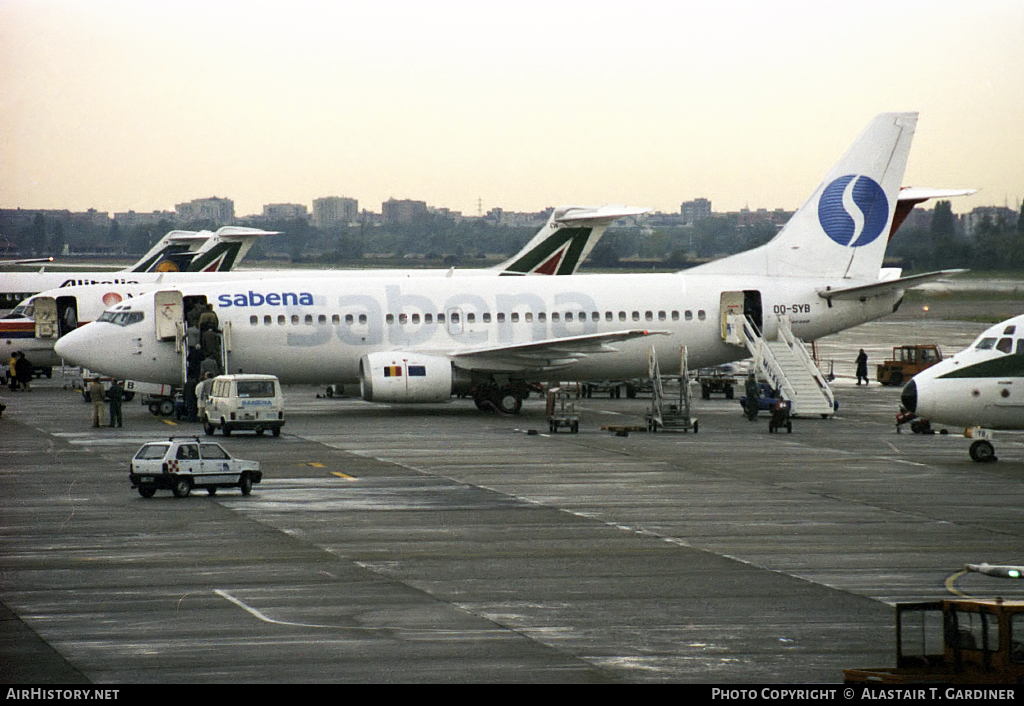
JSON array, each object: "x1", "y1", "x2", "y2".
[{"x1": 56, "y1": 113, "x2": 961, "y2": 414}]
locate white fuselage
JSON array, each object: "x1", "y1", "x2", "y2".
[
  {"x1": 903, "y1": 314, "x2": 1024, "y2": 430},
  {"x1": 55, "y1": 271, "x2": 901, "y2": 387}
]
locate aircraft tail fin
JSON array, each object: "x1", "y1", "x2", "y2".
[
  {"x1": 494, "y1": 205, "x2": 648, "y2": 276},
  {"x1": 690, "y1": 112, "x2": 917, "y2": 281},
  {"x1": 127, "y1": 226, "x2": 275, "y2": 273}
]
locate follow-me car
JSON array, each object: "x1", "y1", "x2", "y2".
[{"x1": 129, "y1": 437, "x2": 262, "y2": 498}]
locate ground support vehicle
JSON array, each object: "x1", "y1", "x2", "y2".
[
  {"x1": 768, "y1": 400, "x2": 792, "y2": 433},
  {"x1": 844, "y1": 598, "x2": 1024, "y2": 683},
  {"x1": 697, "y1": 365, "x2": 739, "y2": 400},
  {"x1": 546, "y1": 384, "x2": 580, "y2": 433},
  {"x1": 129, "y1": 437, "x2": 262, "y2": 498},
  {"x1": 199, "y1": 374, "x2": 285, "y2": 437},
  {"x1": 582, "y1": 380, "x2": 638, "y2": 399},
  {"x1": 739, "y1": 382, "x2": 781, "y2": 413},
  {"x1": 877, "y1": 344, "x2": 942, "y2": 386}
]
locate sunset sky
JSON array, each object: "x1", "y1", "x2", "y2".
[{"x1": 2, "y1": 0, "x2": 1021, "y2": 217}]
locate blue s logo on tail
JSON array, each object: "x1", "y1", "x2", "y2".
[{"x1": 818, "y1": 175, "x2": 889, "y2": 247}]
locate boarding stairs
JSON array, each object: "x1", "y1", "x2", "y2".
[
  {"x1": 725, "y1": 314, "x2": 836, "y2": 418},
  {"x1": 645, "y1": 345, "x2": 697, "y2": 432}
]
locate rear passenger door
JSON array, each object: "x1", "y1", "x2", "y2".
[
  {"x1": 174, "y1": 443, "x2": 201, "y2": 477},
  {"x1": 200, "y1": 443, "x2": 236, "y2": 485}
]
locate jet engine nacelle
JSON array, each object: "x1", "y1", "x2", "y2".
[{"x1": 359, "y1": 352, "x2": 455, "y2": 403}]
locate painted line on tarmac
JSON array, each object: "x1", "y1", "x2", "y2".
[{"x1": 215, "y1": 589, "x2": 366, "y2": 629}]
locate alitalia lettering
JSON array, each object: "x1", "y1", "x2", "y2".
[
  {"x1": 217, "y1": 291, "x2": 314, "y2": 308},
  {"x1": 61, "y1": 278, "x2": 139, "y2": 287}
]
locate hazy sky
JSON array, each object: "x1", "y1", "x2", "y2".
[{"x1": 1, "y1": 0, "x2": 1021, "y2": 217}]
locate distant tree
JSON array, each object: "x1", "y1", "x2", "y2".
[
  {"x1": 928, "y1": 201, "x2": 961, "y2": 269},
  {"x1": 29, "y1": 213, "x2": 47, "y2": 255},
  {"x1": 587, "y1": 241, "x2": 620, "y2": 268},
  {"x1": 50, "y1": 221, "x2": 66, "y2": 256},
  {"x1": 106, "y1": 221, "x2": 123, "y2": 249}
]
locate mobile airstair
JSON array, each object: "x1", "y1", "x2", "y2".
[
  {"x1": 724, "y1": 313, "x2": 836, "y2": 418},
  {"x1": 645, "y1": 346, "x2": 697, "y2": 433}
]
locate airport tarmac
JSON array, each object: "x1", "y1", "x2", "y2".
[{"x1": 3, "y1": 316, "x2": 1024, "y2": 684}]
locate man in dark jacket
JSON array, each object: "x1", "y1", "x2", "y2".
[{"x1": 107, "y1": 380, "x2": 125, "y2": 428}]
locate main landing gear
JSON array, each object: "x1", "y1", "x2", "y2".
[{"x1": 472, "y1": 382, "x2": 526, "y2": 415}]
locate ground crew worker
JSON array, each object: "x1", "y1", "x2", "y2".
[
  {"x1": 107, "y1": 380, "x2": 125, "y2": 428},
  {"x1": 744, "y1": 371, "x2": 760, "y2": 421},
  {"x1": 88, "y1": 378, "x2": 106, "y2": 427}
]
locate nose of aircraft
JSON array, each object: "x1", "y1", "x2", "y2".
[
  {"x1": 900, "y1": 379, "x2": 917, "y2": 413},
  {"x1": 54, "y1": 326, "x2": 94, "y2": 368}
]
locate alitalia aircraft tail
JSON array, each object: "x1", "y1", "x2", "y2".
[
  {"x1": 130, "y1": 226, "x2": 274, "y2": 273},
  {"x1": 495, "y1": 205, "x2": 649, "y2": 275},
  {"x1": 691, "y1": 112, "x2": 917, "y2": 281}
]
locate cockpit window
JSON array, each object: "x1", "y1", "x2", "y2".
[
  {"x1": 975, "y1": 338, "x2": 997, "y2": 351},
  {"x1": 997, "y1": 338, "x2": 1014, "y2": 354},
  {"x1": 6, "y1": 303, "x2": 30, "y2": 319},
  {"x1": 97, "y1": 310, "x2": 144, "y2": 326},
  {"x1": 1004, "y1": 326, "x2": 1017, "y2": 336}
]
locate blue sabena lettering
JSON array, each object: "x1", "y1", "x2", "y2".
[{"x1": 217, "y1": 291, "x2": 314, "y2": 307}]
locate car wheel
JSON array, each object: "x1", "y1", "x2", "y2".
[
  {"x1": 255, "y1": 428, "x2": 265, "y2": 437},
  {"x1": 239, "y1": 474, "x2": 253, "y2": 496},
  {"x1": 171, "y1": 478, "x2": 191, "y2": 498},
  {"x1": 203, "y1": 418, "x2": 215, "y2": 436},
  {"x1": 158, "y1": 399, "x2": 175, "y2": 416},
  {"x1": 222, "y1": 423, "x2": 231, "y2": 437},
  {"x1": 272, "y1": 426, "x2": 281, "y2": 437},
  {"x1": 207, "y1": 487, "x2": 217, "y2": 496},
  {"x1": 138, "y1": 486, "x2": 156, "y2": 498}
]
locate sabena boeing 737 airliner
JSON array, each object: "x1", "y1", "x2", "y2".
[
  {"x1": 3, "y1": 205, "x2": 644, "y2": 368},
  {"x1": 55, "y1": 113, "x2": 961, "y2": 413}
]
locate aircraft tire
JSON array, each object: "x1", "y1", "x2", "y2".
[{"x1": 969, "y1": 440, "x2": 997, "y2": 463}]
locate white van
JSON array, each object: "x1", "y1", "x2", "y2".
[{"x1": 198, "y1": 374, "x2": 285, "y2": 437}]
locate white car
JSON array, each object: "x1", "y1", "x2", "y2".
[{"x1": 129, "y1": 437, "x2": 262, "y2": 498}]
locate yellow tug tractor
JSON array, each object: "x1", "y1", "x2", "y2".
[
  {"x1": 844, "y1": 598, "x2": 1024, "y2": 683},
  {"x1": 877, "y1": 344, "x2": 942, "y2": 386}
]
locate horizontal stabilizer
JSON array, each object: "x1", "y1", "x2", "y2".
[
  {"x1": 553, "y1": 205, "x2": 650, "y2": 224},
  {"x1": 897, "y1": 187, "x2": 977, "y2": 203},
  {"x1": 816, "y1": 269, "x2": 968, "y2": 301}
]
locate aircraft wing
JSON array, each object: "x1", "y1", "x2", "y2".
[
  {"x1": 433, "y1": 329, "x2": 669, "y2": 373},
  {"x1": 817, "y1": 269, "x2": 968, "y2": 301}
]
